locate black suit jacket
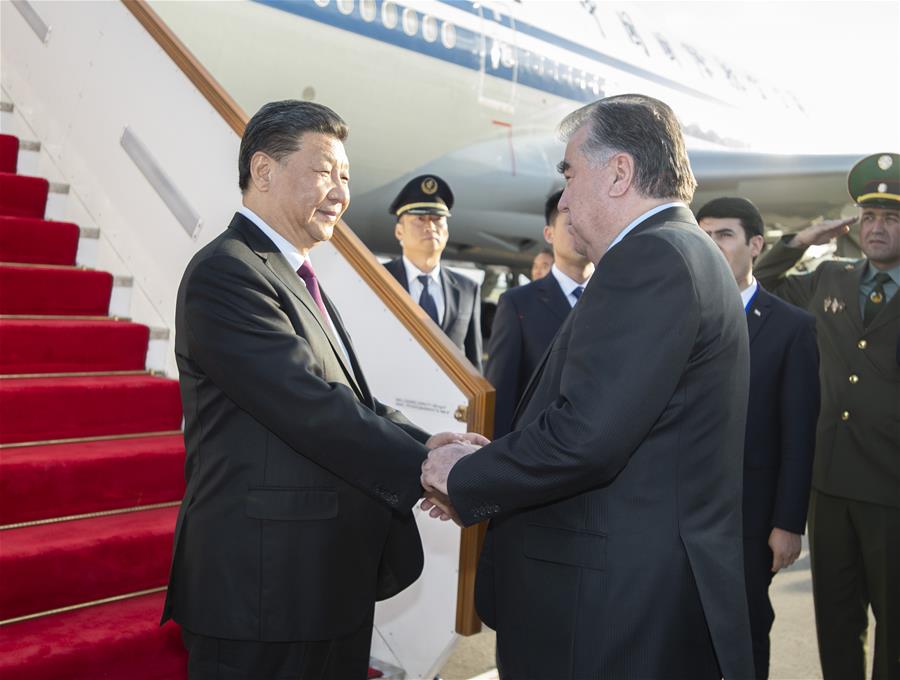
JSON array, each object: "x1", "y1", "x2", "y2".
[
  {"x1": 743, "y1": 286, "x2": 820, "y2": 539},
  {"x1": 162, "y1": 214, "x2": 430, "y2": 642},
  {"x1": 447, "y1": 207, "x2": 754, "y2": 679},
  {"x1": 486, "y1": 274, "x2": 571, "y2": 437},
  {"x1": 384, "y1": 257, "x2": 483, "y2": 371}
]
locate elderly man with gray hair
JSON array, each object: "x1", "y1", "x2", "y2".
[{"x1": 421, "y1": 94, "x2": 755, "y2": 679}]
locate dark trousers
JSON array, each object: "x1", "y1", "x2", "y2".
[
  {"x1": 180, "y1": 607, "x2": 375, "y2": 680},
  {"x1": 808, "y1": 489, "x2": 900, "y2": 680},
  {"x1": 744, "y1": 537, "x2": 776, "y2": 679}
]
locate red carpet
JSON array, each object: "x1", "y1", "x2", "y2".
[
  {"x1": 0, "y1": 318, "x2": 149, "y2": 374},
  {"x1": 0, "y1": 434, "x2": 185, "y2": 525},
  {"x1": 0, "y1": 134, "x2": 18, "y2": 173},
  {"x1": 0, "y1": 265, "x2": 113, "y2": 315},
  {"x1": 0, "y1": 592, "x2": 187, "y2": 680},
  {"x1": 0, "y1": 172, "x2": 49, "y2": 219},
  {"x1": 0, "y1": 374, "x2": 183, "y2": 444},
  {"x1": 0, "y1": 215, "x2": 80, "y2": 265},
  {"x1": 0, "y1": 506, "x2": 178, "y2": 620},
  {"x1": 0, "y1": 134, "x2": 188, "y2": 677}
]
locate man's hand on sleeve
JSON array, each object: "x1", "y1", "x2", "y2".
[
  {"x1": 769, "y1": 527, "x2": 802, "y2": 573},
  {"x1": 425, "y1": 431, "x2": 490, "y2": 450},
  {"x1": 787, "y1": 216, "x2": 857, "y2": 248}
]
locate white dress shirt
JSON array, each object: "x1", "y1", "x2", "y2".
[
  {"x1": 403, "y1": 255, "x2": 445, "y2": 325},
  {"x1": 237, "y1": 206, "x2": 352, "y2": 366},
  {"x1": 606, "y1": 201, "x2": 687, "y2": 254},
  {"x1": 740, "y1": 277, "x2": 759, "y2": 311},
  {"x1": 551, "y1": 264, "x2": 591, "y2": 308}
]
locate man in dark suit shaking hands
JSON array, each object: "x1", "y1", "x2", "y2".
[
  {"x1": 384, "y1": 175, "x2": 483, "y2": 371},
  {"x1": 486, "y1": 190, "x2": 593, "y2": 438},
  {"x1": 421, "y1": 95, "x2": 755, "y2": 679},
  {"x1": 698, "y1": 197, "x2": 820, "y2": 679},
  {"x1": 163, "y1": 101, "x2": 484, "y2": 679}
]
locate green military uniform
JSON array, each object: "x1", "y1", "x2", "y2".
[{"x1": 754, "y1": 152, "x2": 900, "y2": 680}]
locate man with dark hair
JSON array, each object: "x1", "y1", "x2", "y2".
[
  {"x1": 163, "y1": 100, "x2": 484, "y2": 679},
  {"x1": 421, "y1": 94, "x2": 754, "y2": 679},
  {"x1": 698, "y1": 196, "x2": 820, "y2": 679},
  {"x1": 530, "y1": 248, "x2": 553, "y2": 281},
  {"x1": 486, "y1": 190, "x2": 593, "y2": 438},
  {"x1": 755, "y1": 153, "x2": 900, "y2": 680},
  {"x1": 384, "y1": 174, "x2": 483, "y2": 371}
]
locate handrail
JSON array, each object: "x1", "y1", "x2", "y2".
[{"x1": 121, "y1": 0, "x2": 494, "y2": 636}]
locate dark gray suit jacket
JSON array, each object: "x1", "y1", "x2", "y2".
[
  {"x1": 448, "y1": 207, "x2": 755, "y2": 679},
  {"x1": 162, "y1": 213, "x2": 430, "y2": 642},
  {"x1": 486, "y1": 273, "x2": 571, "y2": 438},
  {"x1": 384, "y1": 257, "x2": 483, "y2": 371}
]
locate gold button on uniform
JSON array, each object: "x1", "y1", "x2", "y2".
[
  {"x1": 858, "y1": 340, "x2": 867, "y2": 349},
  {"x1": 849, "y1": 375, "x2": 859, "y2": 384},
  {"x1": 841, "y1": 411, "x2": 850, "y2": 421}
]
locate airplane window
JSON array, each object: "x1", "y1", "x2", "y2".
[
  {"x1": 501, "y1": 43, "x2": 516, "y2": 68},
  {"x1": 440, "y1": 21, "x2": 457, "y2": 49},
  {"x1": 490, "y1": 39, "x2": 502, "y2": 69},
  {"x1": 423, "y1": 15, "x2": 438, "y2": 42},
  {"x1": 314, "y1": 0, "x2": 329, "y2": 7},
  {"x1": 360, "y1": 0, "x2": 376, "y2": 22},
  {"x1": 382, "y1": 1, "x2": 398, "y2": 29},
  {"x1": 336, "y1": 0, "x2": 353, "y2": 15},
  {"x1": 402, "y1": 7, "x2": 418, "y2": 36}
]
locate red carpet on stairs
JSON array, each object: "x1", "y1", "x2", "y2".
[
  {"x1": 0, "y1": 264, "x2": 113, "y2": 315},
  {"x1": 0, "y1": 374, "x2": 183, "y2": 444},
  {"x1": 0, "y1": 172, "x2": 49, "y2": 218},
  {"x1": 0, "y1": 215, "x2": 79, "y2": 265},
  {"x1": 0, "y1": 592, "x2": 187, "y2": 680},
  {"x1": 0, "y1": 134, "x2": 19, "y2": 173},
  {"x1": 1, "y1": 133, "x2": 189, "y2": 678},
  {"x1": 0, "y1": 434, "x2": 185, "y2": 525},
  {"x1": 0, "y1": 318, "x2": 150, "y2": 374}
]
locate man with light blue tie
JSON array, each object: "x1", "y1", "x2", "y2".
[{"x1": 384, "y1": 174, "x2": 483, "y2": 371}]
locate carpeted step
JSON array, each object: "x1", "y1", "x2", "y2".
[
  {"x1": 0, "y1": 506, "x2": 178, "y2": 620},
  {"x1": 0, "y1": 264, "x2": 112, "y2": 315},
  {"x1": 0, "y1": 374, "x2": 182, "y2": 444},
  {"x1": 0, "y1": 434, "x2": 185, "y2": 525},
  {"x1": 0, "y1": 215, "x2": 80, "y2": 265},
  {"x1": 0, "y1": 134, "x2": 18, "y2": 173},
  {"x1": 0, "y1": 318, "x2": 149, "y2": 374},
  {"x1": 0, "y1": 591, "x2": 186, "y2": 680},
  {"x1": 0, "y1": 172, "x2": 48, "y2": 218}
]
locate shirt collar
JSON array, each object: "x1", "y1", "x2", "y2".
[
  {"x1": 402, "y1": 255, "x2": 441, "y2": 285},
  {"x1": 239, "y1": 205, "x2": 306, "y2": 271},
  {"x1": 606, "y1": 201, "x2": 686, "y2": 254},
  {"x1": 740, "y1": 277, "x2": 759, "y2": 309},
  {"x1": 862, "y1": 260, "x2": 900, "y2": 286},
  {"x1": 551, "y1": 264, "x2": 590, "y2": 298}
]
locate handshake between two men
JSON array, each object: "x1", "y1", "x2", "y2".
[{"x1": 420, "y1": 431, "x2": 490, "y2": 525}]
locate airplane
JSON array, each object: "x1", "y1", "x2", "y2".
[{"x1": 152, "y1": 0, "x2": 861, "y2": 269}]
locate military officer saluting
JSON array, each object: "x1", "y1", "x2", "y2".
[
  {"x1": 755, "y1": 153, "x2": 900, "y2": 680},
  {"x1": 384, "y1": 175, "x2": 483, "y2": 371}
]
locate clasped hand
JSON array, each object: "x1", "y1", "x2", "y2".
[{"x1": 420, "y1": 432, "x2": 488, "y2": 525}]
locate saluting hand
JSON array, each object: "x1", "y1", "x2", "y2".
[{"x1": 788, "y1": 216, "x2": 857, "y2": 248}]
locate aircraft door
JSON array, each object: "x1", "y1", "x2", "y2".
[{"x1": 477, "y1": 2, "x2": 518, "y2": 113}]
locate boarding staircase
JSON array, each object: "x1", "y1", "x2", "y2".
[{"x1": 0, "y1": 124, "x2": 188, "y2": 679}]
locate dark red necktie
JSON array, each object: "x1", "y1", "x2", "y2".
[{"x1": 296, "y1": 260, "x2": 329, "y2": 322}]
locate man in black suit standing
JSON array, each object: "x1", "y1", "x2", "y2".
[
  {"x1": 698, "y1": 197, "x2": 820, "y2": 679},
  {"x1": 163, "y1": 101, "x2": 484, "y2": 679},
  {"x1": 486, "y1": 190, "x2": 593, "y2": 437},
  {"x1": 384, "y1": 175, "x2": 483, "y2": 371},
  {"x1": 421, "y1": 94, "x2": 754, "y2": 679}
]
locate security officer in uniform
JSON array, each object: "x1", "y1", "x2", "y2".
[
  {"x1": 384, "y1": 175, "x2": 482, "y2": 371},
  {"x1": 754, "y1": 153, "x2": 900, "y2": 680}
]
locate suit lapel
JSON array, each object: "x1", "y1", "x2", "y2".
[
  {"x1": 536, "y1": 275, "x2": 571, "y2": 323},
  {"x1": 746, "y1": 286, "x2": 773, "y2": 345},
  {"x1": 385, "y1": 258, "x2": 410, "y2": 292},
  {"x1": 510, "y1": 312, "x2": 573, "y2": 426},
  {"x1": 440, "y1": 268, "x2": 460, "y2": 332},
  {"x1": 231, "y1": 214, "x2": 364, "y2": 399},
  {"x1": 321, "y1": 292, "x2": 370, "y2": 405}
]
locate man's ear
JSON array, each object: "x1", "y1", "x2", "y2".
[
  {"x1": 608, "y1": 153, "x2": 635, "y2": 198},
  {"x1": 394, "y1": 220, "x2": 404, "y2": 244},
  {"x1": 749, "y1": 234, "x2": 765, "y2": 259},
  {"x1": 543, "y1": 224, "x2": 554, "y2": 245},
  {"x1": 250, "y1": 151, "x2": 274, "y2": 192}
]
